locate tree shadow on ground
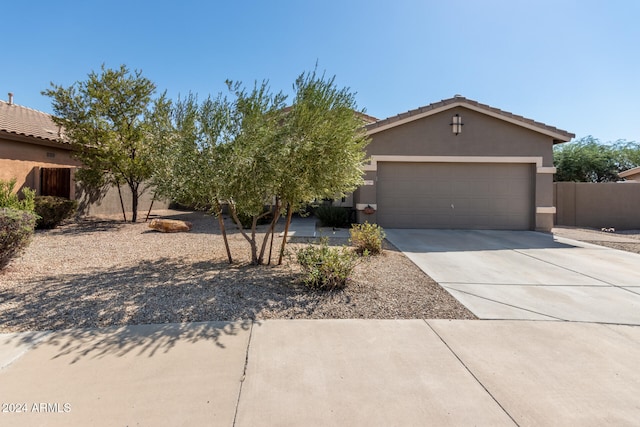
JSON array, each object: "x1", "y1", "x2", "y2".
[
  {"x1": 0, "y1": 257, "x2": 324, "y2": 361},
  {"x1": 41, "y1": 218, "x2": 125, "y2": 236},
  {"x1": 2, "y1": 321, "x2": 253, "y2": 365}
]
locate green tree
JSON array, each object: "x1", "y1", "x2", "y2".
[
  {"x1": 149, "y1": 70, "x2": 370, "y2": 266},
  {"x1": 554, "y1": 136, "x2": 620, "y2": 182},
  {"x1": 43, "y1": 64, "x2": 169, "y2": 222},
  {"x1": 616, "y1": 140, "x2": 640, "y2": 173},
  {"x1": 221, "y1": 80, "x2": 288, "y2": 265},
  {"x1": 275, "y1": 70, "x2": 370, "y2": 263},
  {"x1": 554, "y1": 136, "x2": 640, "y2": 182},
  {"x1": 148, "y1": 93, "x2": 235, "y2": 263}
]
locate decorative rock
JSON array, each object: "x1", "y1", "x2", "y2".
[{"x1": 148, "y1": 218, "x2": 193, "y2": 233}]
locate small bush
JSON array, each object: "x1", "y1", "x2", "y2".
[
  {"x1": 0, "y1": 208, "x2": 37, "y2": 270},
  {"x1": 0, "y1": 178, "x2": 36, "y2": 212},
  {"x1": 314, "y1": 205, "x2": 350, "y2": 228},
  {"x1": 296, "y1": 238, "x2": 359, "y2": 290},
  {"x1": 350, "y1": 222, "x2": 386, "y2": 255},
  {"x1": 34, "y1": 196, "x2": 78, "y2": 229}
]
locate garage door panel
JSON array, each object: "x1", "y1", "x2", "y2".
[{"x1": 377, "y1": 162, "x2": 533, "y2": 229}]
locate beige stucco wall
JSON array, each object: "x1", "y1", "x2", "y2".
[
  {"x1": 365, "y1": 107, "x2": 555, "y2": 165},
  {"x1": 76, "y1": 182, "x2": 170, "y2": 219},
  {"x1": 554, "y1": 182, "x2": 640, "y2": 229},
  {"x1": 355, "y1": 107, "x2": 558, "y2": 230},
  {"x1": 1, "y1": 136, "x2": 170, "y2": 219},
  {"x1": 0, "y1": 137, "x2": 80, "y2": 195}
]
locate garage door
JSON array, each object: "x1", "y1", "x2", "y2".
[{"x1": 377, "y1": 162, "x2": 534, "y2": 229}]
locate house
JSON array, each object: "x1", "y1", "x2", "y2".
[
  {"x1": 0, "y1": 94, "x2": 80, "y2": 198},
  {"x1": 619, "y1": 166, "x2": 640, "y2": 181},
  {"x1": 353, "y1": 96, "x2": 575, "y2": 231},
  {"x1": 0, "y1": 94, "x2": 167, "y2": 217}
]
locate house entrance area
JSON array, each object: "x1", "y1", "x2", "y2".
[{"x1": 376, "y1": 162, "x2": 534, "y2": 229}]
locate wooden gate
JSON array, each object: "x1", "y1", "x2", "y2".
[{"x1": 40, "y1": 168, "x2": 71, "y2": 198}]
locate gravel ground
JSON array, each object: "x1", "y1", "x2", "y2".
[
  {"x1": 0, "y1": 211, "x2": 475, "y2": 333},
  {"x1": 553, "y1": 227, "x2": 640, "y2": 254}
]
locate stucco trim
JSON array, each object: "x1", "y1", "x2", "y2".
[
  {"x1": 363, "y1": 155, "x2": 544, "y2": 171},
  {"x1": 536, "y1": 207, "x2": 556, "y2": 214},
  {"x1": 536, "y1": 166, "x2": 557, "y2": 174}
]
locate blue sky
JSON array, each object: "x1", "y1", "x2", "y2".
[{"x1": 2, "y1": 0, "x2": 639, "y2": 142}]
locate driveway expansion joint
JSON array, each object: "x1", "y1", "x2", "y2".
[
  {"x1": 423, "y1": 320, "x2": 520, "y2": 427},
  {"x1": 232, "y1": 321, "x2": 254, "y2": 427},
  {"x1": 442, "y1": 286, "x2": 564, "y2": 321},
  {"x1": 511, "y1": 248, "x2": 617, "y2": 287}
]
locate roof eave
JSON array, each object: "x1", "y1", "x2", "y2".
[
  {"x1": 619, "y1": 166, "x2": 640, "y2": 178},
  {"x1": 0, "y1": 130, "x2": 72, "y2": 150},
  {"x1": 366, "y1": 100, "x2": 575, "y2": 142}
]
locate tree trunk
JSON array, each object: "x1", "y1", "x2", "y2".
[
  {"x1": 116, "y1": 184, "x2": 127, "y2": 222},
  {"x1": 277, "y1": 204, "x2": 293, "y2": 265},
  {"x1": 229, "y1": 204, "x2": 259, "y2": 264},
  {"x1": 258, "y1": 200, "x2": 280, "y2": 265},
  {"x1": 215, "y1": 200, "x2": 233, "y2": 264},
  {"x1": 249, "y1": 216, "x2": 259, "y2": 264},
  {"x1": 131, "y1": 184, "x2": 139, "y2": 222},
  {"x1": 267, "y1": 199, "x2": 281, "y2": 265},
  {"x1": 145, "y1": 197, "x2": 155, "y2": 222}
]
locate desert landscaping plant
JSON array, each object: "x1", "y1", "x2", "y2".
[
  {"x1": 149, "y1": 68, "x2": 370, "y2": 266},
  {"x1": 44, "y1": 64, "x2": 170, "y2": 222},
  {"x1": 350, "y1": 222, "x2": 385, "y2": 255},
  {"x1": 553, "y1": 136, "x2": 640, "y2": 182},
  {"x1": 314, "y1": 205, "x2": 350, "y2": 228},
  {"x1": 0, "y1": 208, "x2": 37, "y2": 269},
  {"x1": 34, "y1": 196, "x2": 78, "y2": 229},
  {"x1": 296, "y1": 238, "x2": 359, "y2": 290},
  {"x1": 0, "y1": 179, "x2": 36, "y2": 212}
]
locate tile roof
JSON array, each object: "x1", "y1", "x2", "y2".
[
  {"x1": 0, "y1": 100, "x2": 69, "y2": 145},
  {"x1": 366, "y1": 95, "x2": 575, "y2": 142}
]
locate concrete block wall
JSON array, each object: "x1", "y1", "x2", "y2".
[{"x1": 554, "y1": 182, "x2": 640, "y2": 229}]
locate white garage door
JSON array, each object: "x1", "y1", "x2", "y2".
[{"x1": 376, "y1": 162, "x2": 534, "y2": 229}]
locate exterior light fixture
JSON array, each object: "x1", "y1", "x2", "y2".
[{"x1": 450, "y1": 114, "x2": 463, "y2": 135}]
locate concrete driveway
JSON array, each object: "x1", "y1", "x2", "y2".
[{"x1": 385, "y1": 229, "x2": 640, "y2": 324}]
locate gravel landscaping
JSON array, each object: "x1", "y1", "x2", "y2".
[
  {"x1": 0, "y1": 210, "x2": 475, "y2": 333},
  {"x1": 552, "y1": 226, "x2": 640, "y2": 254}
]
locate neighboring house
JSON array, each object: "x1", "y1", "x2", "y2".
[
  {"x1": 0, "y1": 94, "x2": 80, "y2": 198},
  {"x1": 619, "y1": 166, "x2": 640, "y2": 181},
  {"x1": 354, "y1": 96, "x2": 575, "y2": 231},
  {"x1": 0, "y1": 94, "x2": 168, "y2": 217}
]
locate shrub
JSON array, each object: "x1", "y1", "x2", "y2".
[
  {"x1": 34, "y1": 196, "x2": 78, "y2": 229},
  {"x1": 350, "y1": 222, "x2": 386, "y2": 255},
  {"x1": 314, "y1": 205, "x2": 350, "y2": 228},
  {"x1": 0, "y1": 208, "x2": 37, "y2": 269},
  {"x1": 296, "y1": 238, "x2": 359, "y2": 290},
  {"x1": 0, "y1": 178, "x2": 36, "y2": 212}
]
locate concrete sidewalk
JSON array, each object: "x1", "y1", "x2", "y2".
[
  {"x1": 1, "y1": 320, "x2": 639, "y2": 426},
  {"x1": 279, "y1": 216, "x2": 351, "y2": 239}
]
